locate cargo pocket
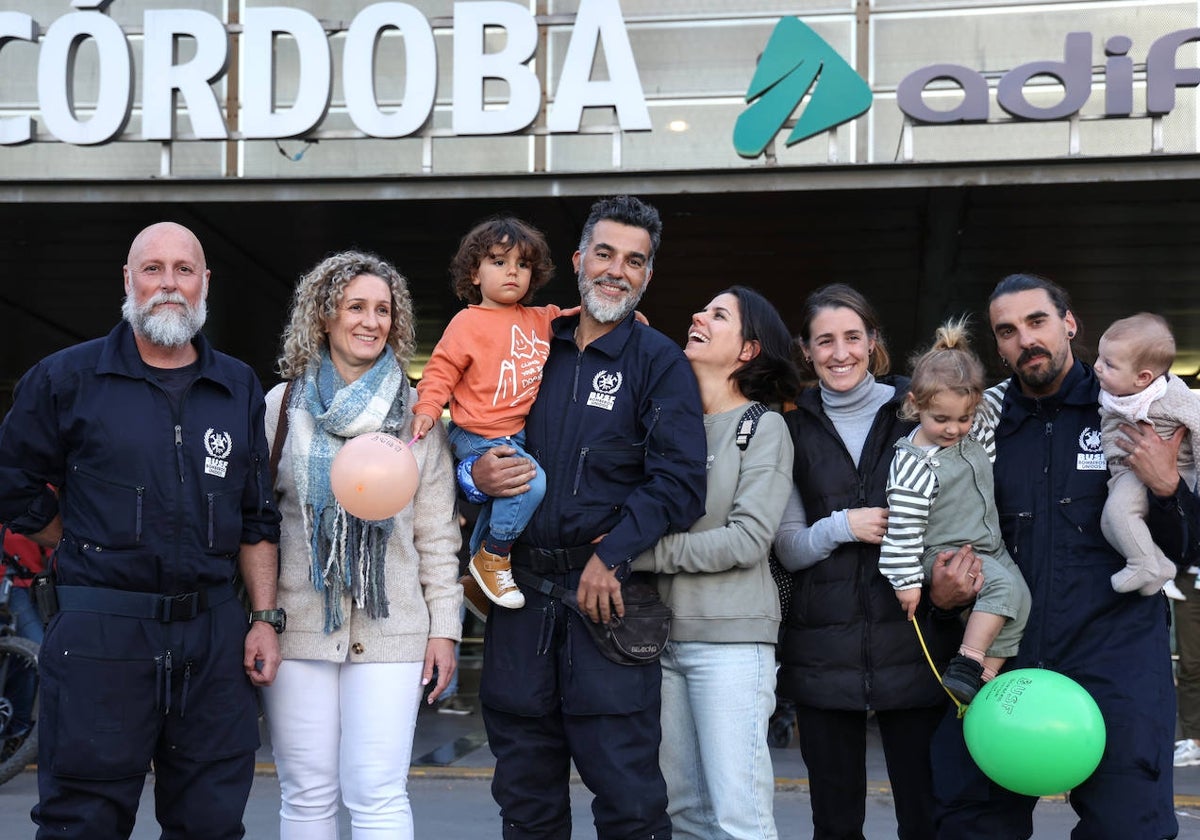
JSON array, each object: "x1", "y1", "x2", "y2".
[
  {"x1": 167, "y1": 600, "x2": 260, "y2": 760},
  {"x1": 479, "y1": 603, "x2": 560, "y2": 716},
  {"x1": 68, "y1": 464, "x2": 144, "y2": 548},
  {"x1": 561, "y1": 612, "x2": 659, "y2": 716},
  {"x1": 51, "y1": 651, "x2": 157, "y2": 780},
  {"x1": 203, "y1": 488, "x2": 243, "y2": 556}
]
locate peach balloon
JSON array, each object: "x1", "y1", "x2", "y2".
[{"x1": 329, "y1": 433, "x2": 419, "y2": 520}]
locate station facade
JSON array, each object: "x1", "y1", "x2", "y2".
[{"x1": 2, "y1": 0, "x2": 1199, "y2": 397}]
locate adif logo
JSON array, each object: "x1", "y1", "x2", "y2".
[
  {"x1": 204, "y1": 428, "x2": 233, "y2": 478},
  {"x1": 733, "y1": 18, "x2": 873, "y2": 159}
]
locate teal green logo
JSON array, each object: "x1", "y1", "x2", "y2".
[{"x1": 733, "y1": 18, "x2": 873, "y2": 159}]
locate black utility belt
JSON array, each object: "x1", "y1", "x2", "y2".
[
  {"x1": 511, "y1": 544, "x2": 595, "y2": 574},
  {"x1": 56, "y1": 582, "x2": 236, "y2": 622}
]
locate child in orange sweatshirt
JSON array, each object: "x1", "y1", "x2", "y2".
[{"x1": 412, "y1": 217, "x2": 561, "y2": 610}]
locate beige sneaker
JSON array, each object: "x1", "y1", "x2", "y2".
[{"x1": 469, "y1": 548, "x2": 525, "y2": 609}]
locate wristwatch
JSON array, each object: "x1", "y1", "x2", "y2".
[{"x1": 249, "y1": 608, "x2": 286, "y2": 634}]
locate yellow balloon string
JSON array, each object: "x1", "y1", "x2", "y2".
[{"x1": 911, "y1": 616, "x2": 968, "y2": 719}]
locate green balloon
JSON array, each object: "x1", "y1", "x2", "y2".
[{"x1": 963, "y1": 668, "x2": 1106, "y2": 797}]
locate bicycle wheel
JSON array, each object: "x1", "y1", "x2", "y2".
[{"x1": 0, "y1": 634, "x2": 39, "y2": 786}]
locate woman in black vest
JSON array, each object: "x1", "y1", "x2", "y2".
[{"x1": 774, "y1": 284, "x2": 960, "y2": 840}]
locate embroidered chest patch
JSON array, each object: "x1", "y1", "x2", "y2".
[
  {"x1": 587, "y1": 370, "x2": 623, "y2": 411},
  {"x1": 1076, "y1": 426, "x2": 1106, "y2": 471},
  {"x1": 204, "y1": 428, "x2": 233, "y2": 478}
]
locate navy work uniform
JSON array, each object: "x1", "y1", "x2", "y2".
[
  {"x1": 932, "y1": 362, "x2": 1200, "y2": 840},
  {"x1": 0, "y1": 321, "x2": 280, "y2": 840},
  {"x1": 480, "y1": 312, "x2": 707, "y2": 839}
]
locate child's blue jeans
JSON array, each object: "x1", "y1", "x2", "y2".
[{"x1": 448, "y1": 425, "x2": 546, "y2": 554}]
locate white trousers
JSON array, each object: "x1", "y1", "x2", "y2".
[{"x1": 262, "y1": 659, "x2": 425, "y2": 840}]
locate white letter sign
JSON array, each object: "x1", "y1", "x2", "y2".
[
  {"x1": 38, "y1": 11, "x2": 132, "y2": 145},
  {"x1": 0, "y1": 12, "x2": 36, "y2": 145},
  {"x1": 548, "y1": 0, "x2": 650, "y2": 132},
  {"x1": 142, "y1": 9, "x2": 229, "y2": 140},
  {"x1": 241, "y1": 7, "x2": 331, "y2": 139},
  {"x1": 344, "y1": 3, "x2": 436, "y2": 138},
  {"x1": 452, "y1": 1, "x2": 540, "y2": 135}
]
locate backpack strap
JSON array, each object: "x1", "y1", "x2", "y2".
[
  {"x1": 735, "y1": 402, "x2": 769, "y2": 451},
  {"x1": 269, "y1": 379, "x2": 295, "y2": 484}
]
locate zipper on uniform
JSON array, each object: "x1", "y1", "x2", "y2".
[
  {"x1": 155, "y1": 654, "x2": 164, "y2": 712},
  {"x1": 135, "y1": 486, "x2": 144, "y2": 541},
  {"x1": 573, "y1": 448, "x2": 589, "y2": 495},
  {"x1": 1012, "y1": 512, "x2": 1033, "y2": 554},
  {"x1": 175, "y1": 425, "x2": 185, "y2": 483},
  {"x1": 180, "y1": 659, "x2": 193, "y2": 718},
  {"x1": 571, "y1": 349, "x2": 584, "y2": 403},
  {"x1": 207, "y1": 493, "x2": 215, "y2": 547},
  {"x1": 163, "y1": 650, "x2": 173, "y2": 715}
]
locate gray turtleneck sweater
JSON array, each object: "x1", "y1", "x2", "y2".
[{"x1": 773, "y1": 373, "x2": 895, "y2": 571}]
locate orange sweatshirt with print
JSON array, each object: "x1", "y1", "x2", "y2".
[{"x1": 414, "y1": 304, "x2": 562, "y2": 438}]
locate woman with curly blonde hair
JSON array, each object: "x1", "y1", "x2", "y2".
[
  {"x1": 262, "y1": 250, "x2": 462, "y2": 840},
  {"x1": 277, "y1": 251, "x2": 416, "y2": 378}
]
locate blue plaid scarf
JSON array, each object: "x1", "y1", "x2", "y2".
[{"x1": 290, "y1": 347, "x2": 407, "y2": 631}]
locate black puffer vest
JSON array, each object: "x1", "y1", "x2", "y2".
[{"x1": 778, "y1": 376, "x2": 959, "y2": 710}]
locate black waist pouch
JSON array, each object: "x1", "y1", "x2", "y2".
[
  {"x1": 569, "y1": 580, "x2": 671, "y2": 666},
  {"x1": 514, "y1": 568, "x2": 672, "y2": 666}
]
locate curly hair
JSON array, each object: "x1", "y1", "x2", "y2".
[
  {"x1": 277, "y1": 251, "x2": 415, "y2": 379},
  {"x1": 900, "y1": 316, "x2": 985, "y2": 421},
  {"x1": 449, "y1": 217, "x2": 555, "y2": 305},
  {"x1": 797, "y1": 283, "x2": 892, "y2": 377}
]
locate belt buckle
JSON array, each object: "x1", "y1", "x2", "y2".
[{"x1": 160, "y1": 592, "x2": 199, "y2": 622}]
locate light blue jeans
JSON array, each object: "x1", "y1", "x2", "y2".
[
  {"x1": 659, "y1": 640, "x2": 779, "y2": 840},
  {"x1": 448, "y1": 425, "x2": 546, "y2": 552}
]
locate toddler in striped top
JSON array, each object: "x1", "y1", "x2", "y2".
[{"x1": 880, "y1": 318, "x2": 1031, "y2": 704}]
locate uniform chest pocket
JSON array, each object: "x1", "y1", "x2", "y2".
[
  {"x1": 572, "y1": 445, "x2": 645, "y2": 498},
  {"x1": 204, "y1": 488, "x2": 243, "y2": 555},
  {"x1": 998, "y1": 510, "x2": 1033, "y2": 558},
  {"x1": 68, "y1": 464, "x2": 144, "y2": 548},
  {"x1": 1055, "y1": 466, "x2": 1110, "y2": 559}
]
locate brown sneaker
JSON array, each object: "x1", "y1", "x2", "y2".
[
  {"x1": 460, "y1": 573, "x2": 491, "y2": 622},
  {"x1": 469, "y1": 548, "x2": 525, "y2": 609}
]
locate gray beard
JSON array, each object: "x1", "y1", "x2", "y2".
[
  {"x1": 577, "y1": 269, "x2": 644, "y2": 324},
  {"x1": 122, "y1": 292, "x2": 206, "y2": 348}
]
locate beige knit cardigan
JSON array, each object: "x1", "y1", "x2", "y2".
[{"x1": 264, "y1": 380, "x2": 463, "y2": 664}]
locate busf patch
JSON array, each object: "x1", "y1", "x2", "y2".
[
  {"x1": 204, "y1": 428, "x2": 233, "y2": 478},
  {"x1": 1076, "y1": 427, "x2": 1106, "y2": 471},
  {"x1": 587, "y1": 370, "x2": 623, "y2": 411}
]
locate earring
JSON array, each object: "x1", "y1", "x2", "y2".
[{"x1": 1067, "y1": 331, "x2": 1075, "y2": 338}]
